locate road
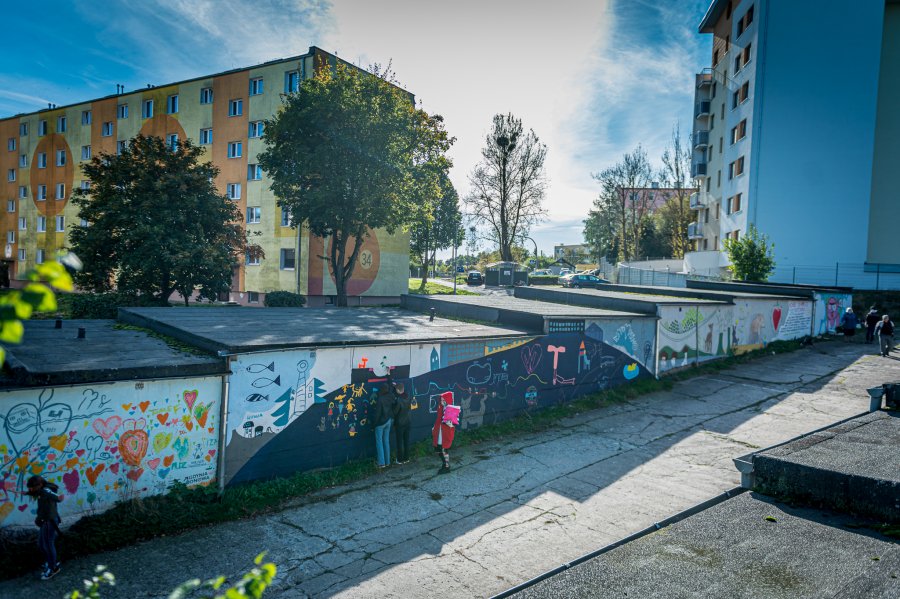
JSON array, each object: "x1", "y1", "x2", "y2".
[{"x1": 3, "y1": 342, "x2": 896, "y2": 598}]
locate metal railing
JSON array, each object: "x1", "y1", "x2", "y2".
[
  {"x1": 693, "y1": 131, "x2": 710, "y2": 147},
  {"x1": 694, "y1": 101, "x2": 711, "y2": 118},
  {"x1": 689, "y1": 191, "x2": 707, "y2": 209}
]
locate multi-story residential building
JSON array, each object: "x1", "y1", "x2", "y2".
[
  {"x1": 686, "y1": 0, "x2": 900, "y2": 280},
  {"x1": 0, "y1": 47, "x2": 410, "y2": 306}
]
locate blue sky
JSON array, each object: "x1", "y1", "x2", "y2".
[{"x1": 2, "y1": 0, "x2": 711, "y2": 255}]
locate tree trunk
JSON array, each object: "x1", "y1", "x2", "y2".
[{"x1": 419, "y1": 228, "x2": 430, "y2": 289}]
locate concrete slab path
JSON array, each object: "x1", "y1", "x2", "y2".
[{"x1": 3, "y1": 342, "x2": 898, "y2": 599}]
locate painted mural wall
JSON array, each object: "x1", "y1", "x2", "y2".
[
  {"x1": 582, "y1": 317, "x2": 658, "y2": 376},
  {"x1": 225, "y1": 330, "x2": 650, "y2": 486},
  {"x1": 814, "y1": 293, "x2": 853, "y2": 335},
  {"x1": 657, "y1": 305, "x2": 733, "y2": 373},
  {"x1": 731, "y1": 299, "x2": 813, "y2": 354},
  {"x1": 306, "y1": 228, "x2": 410, "y2": 299},
  {"x1": 0, "y1": 377, "x2": 221, "y2": 529}
]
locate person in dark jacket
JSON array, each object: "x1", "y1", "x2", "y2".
[
  {"x1": 372, "y1": 384, "x2": 397, "y2": 468},
  {"x1": 26, "y1": 475, "x2": 62, "y2": 580},
  {"x1": 392, "y1": 382, "x2": 412, "y2": 464},
  {"x1": 865, "y1": 306, "x2": 880, "y2": 344},
  {"x1": 875, "y1": 314, "x2": 895, "y2": 357},
  {"x1": 840, "y1": 308, "x2": 859, "y2": 341}
]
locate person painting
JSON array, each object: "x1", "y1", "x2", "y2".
[
  {"x1": 26, "y1": 475, "x2": 62, "y2": 580},
  {"x1": 875, "y1": 314, "x2": 895, "y2": 357},
  {"x1": 865, "y1": 306, "x2": 880, "y2": 344},
  {"x1": 432, "y1": 391, "x2": 457, "y2": 474},
  {"x1": 392, "y1": 382, "x2": 412, "y2": 465},
  {"x1": 840, "y1": 307, "x2": 858, "y2": 341},
  {"x1": 372, "y1": 384, "x2": 397, "y2": 469}
]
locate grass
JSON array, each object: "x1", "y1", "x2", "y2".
[
  {"x1": 0, "y1": 336, "x2": 810, "y2": 580},
  {"x1": 408, "y1": 278, "x2": 479, "y2": 296}
]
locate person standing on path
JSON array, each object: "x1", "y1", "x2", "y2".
[
  {"x1": 432, "y1": 391, "x2": 457, "y2": 474},
  {"x1": 392, "y1": 382, "x2": 412, "y2": 464},
  {"x1": 840, "y1": 308, "x2": 859, "y2": 341},
  {"x1": 865, "y1": 306, "x2": 880, "y2": 344},
  {"x1": 373, "y1": 385, "x2": 397, "y2": 468},
  {"x1": 875, "y1": 314, "x2": 895, "y2": 357},
  {"x1": 26, "y1": 475, "x2": 62, "y2": 580}
]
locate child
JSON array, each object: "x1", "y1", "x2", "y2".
[
  {"x1": 432, "y1": 391, "x2": 456, "y2": 474},
  {"x1": 26, "y1": 475, "x2": 62, "y2": 580}
]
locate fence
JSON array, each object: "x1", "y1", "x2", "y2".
[{"x1": 616, "y1": 264, "x2": 688, "y2": 287}]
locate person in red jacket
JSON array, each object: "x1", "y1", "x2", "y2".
[{"x1": 432, "y1": 391, "x2": 455, "y2": 474}]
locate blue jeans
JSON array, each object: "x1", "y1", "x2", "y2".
[{"x1": 375, "y1": 418, "x2": 393, "y2": 466}]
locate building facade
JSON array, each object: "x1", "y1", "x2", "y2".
[
  {"x1": 686, "y1": 0, "x2": 900, "y2": 280},
  {"x1": 0, "y1": 47, "x2": 410, "y2": 305}
]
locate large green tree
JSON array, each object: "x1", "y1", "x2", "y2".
[
  {"x1": 259, "y1": 62, "x2": 449, "y2": 306},
  {"x1": 409, "y1": 171, "x2": 462, "y2": 288},
  {"x1": 658, "y1": 125, "x2": 695, "y2": 258},
  {"x1": 70, "y1": 135, "x2": 247, "y2": 305},
  {"x1": 723, "y1": 224, "x2": 776, "y2": 281}
]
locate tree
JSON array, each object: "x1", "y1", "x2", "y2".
[
  {"x1": 591, "y1": 146, "x2": 654, "y2": 262},
  {"x1": 722, "y1": 224, "x2": 776, "y2": 281},
  {"x1": 583, "y1": 201, "x2": 619, "y2": 265},
  {"x1": 658, "y1": 125, "x2": 695, "y2": 258},
  {"x1": 467, "y1": 113, "x2": 547, "y2": 262},
  {"x1": 70, "y1": 135, "x2": 247, "y2": 305},
  {"x1": 259, "y1": 62, "x2": 450, "y2": 306}
]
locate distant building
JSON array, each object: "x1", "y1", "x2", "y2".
[
  {"x1": 0, "y1": 47, "x2": 410, "y2": 305},
  {"x1": 554, "y1": 243, "x2": 590, "y2": 262},
  {"x1": 685, "y1": 0, "x2": 900, "y2": 278}
]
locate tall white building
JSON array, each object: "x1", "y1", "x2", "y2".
[{"x1": 685, "y1": 0, "x2": 900, "y2": 283}]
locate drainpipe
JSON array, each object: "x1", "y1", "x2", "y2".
[{"x1": 217, "y1": 356, "x2": 232, "y2": 495}]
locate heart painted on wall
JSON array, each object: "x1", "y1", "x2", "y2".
[
  {"x1": 183, "y1": 390, "x2": 199, "y2": 412},
  {"x1": 138, "y1": 401, "x2": 150, "y2": 413},
  {"x1": 126, "y1": 468, "x2": 144, "y2": 482},
  {"x1": 521, "y1": 344, "x2": 543, "y2": 375},
  {"x1": 48, "y1": 435, "x2": 67, "y2": 452},
  {"x1": 92, "y1": 416, "x2": 122, "y2": 441},
  {"x1": 85, "y1": 464, "x2": 105, "y2": 486},
  {"x1": 156, "y1": 413, "x2": 168, "y2": 425},
  {"x1": 146, "y1": 458, "x2": 161, "y2": 471},
  {"x1": 62, "y1": 470, "x2": 80, "y2": 494},
  {"x1": 118, "y1": 430, "x2": 149, "y2": 467},
  {"x1": 163, "y1": 454, "x2": 174, "y2": 467},
  {"x1": 193, "y1": 403, "x2": 211, "y2": 428},
  {"x1": 772, "y1": 307, "x2": 782, "y2": 330},
  {"x1": 153, "y1": 432, "x2": 172, "y2": 453}
]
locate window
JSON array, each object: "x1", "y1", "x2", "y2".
[
  {"x1": 246, "y1": 206, "x2": 261, "y2": 224},
  {"x1": 729, "y1": 193, "x2": 742, "y2": 214},
  {"x1": 715, "y1": 202, "x2": 720, "y2": 219},
  {"x1": 37, "y1": 152, "x2": 47, "y2": 168},
  {"x1": 55, "y1": 183, "x2": 65, "y2": 200},
  {"x1": 19, "y1": 123, "x2": 28, "y2": 136},
  {"x1": 734, "y1": 54, "x2": 741, "y2": 72},
  {"x1": 710, "y1": 114, "x2": 715, "y2": 131},
  {"x1": 7, "y1": 200, "x2": 15, "y2": 212},
  {"x1": 725, "y1": 35, "x2": 730, "y2": 53},
  {"x1": 18, "y1": 186, "x2": 27, "y2": 199},
  {"x1": 101, "y1": 121, "x2": 113, "y2": 137},
  {"x1": 717, "y1": 170, "x2": 721, "y2": 187},
  {"x1": 742, "y1": 44, "x2": 752, "y2": 67},
  {"x1": 17, "y1": 249, "x2": 25, "y2": 261},
  {"x1": 19, "y1": 154, "x2": 27, "y2": 168},
  {"x1": 740, "y1": 82, "x2": 749, "y2": 104},
  {"x1": 38, "y1": 120, "x2": 47, "y2": 136},
  {"x1": 705, "y1": 178, "x2": 711, "y2": 193},
  {"x1": 80, "y1": 180, "x2": 91, "y2": 191},
  {"x1": 738, "y1": 5, "x2": 754, "y2": 36},
  {"x1": 249, "y1": 77, "x2": 264, "y2": 95},
  {"x1": 200, "y1": 128, "x2": 213, "y2": 145},
  {"x1": 57, "y1": 116, "x2": 67, "y2": 132},
  {"x1": 7, "y1": 169, "x2": 15, "y2": 182},
  {"x1": 117, "y1": 140, "x2": 128, "y2": 155},
  {"x1": 246, "y1": 251, "x2": 260, "y2": 266},
  {"x1": 18, "y1": 217, "x2": 26, "y2": 230},
  {"x1": 6, "y1": 231, "x2": 13, "y2": 244},
  {"x1": 227, "y1": 141, "x2": 242, "y2": 158},
  {"x1": 280, "y1": 248, "x2": 296, "y2": 270},
  {"x1": 248, "y1": 121, "x2": 264, "y2": 138},
  {"x1": 720, "y1": 103, "x2": 724, "y2": 119},
  {"x1": 80, "y1": 218, "x2": 89, "y2": 227},
  {"x1": 6, "y1": 138, "x2": 14, "y2": 151},
  {"x1": 200, "y1": 87, "x2": 213, "y2": 104},
  {"x1": 37, "y1": 216, "x2": 47, "y2": 232},
  {"x1": 227, "y1": 183, "x2": 242, "y2": 200},
  {"x1": 725, "y1": 1, "x2": 732, "y2": 19},
  {"x1": 81, "y1": 110, "x2": 92, "y2": 125},
  {"x1": 713, "y1": 49, "x2": 719, "y2": 67},
  {"x1": 55, "y1": 215, "x2": 65, "y2": 231},
  {"x1": 729, "y1": 156, "x2": 745, "y2": 179},
  {"x1": 285, "y1": 70, "x2": 300, "y2": 93},
  {"x1": 142, "y1": 99, "x2": 154, "y2": 119},
  {"x1": 731, "y1": 230, "x2": 740, "y2": 241},
  {"x1": 248, "y1": 164, "x2": 262, "y2": 180},
  {"x1": 248, "y1": 291, "x2": 260, "y2": 302},
  {"x1": 36, "y1": 249, "x2": 45, "y2": 264},
  {"x1": 167, "y1": 94, "x2": 179, "y2": 114},
  {"x1": 37, "y1": 185, "x2": 47, "y2": 200},
  {"x1": 704, "y1": 208, "x2": 709, "y2": 223},
  {"x1": 228, "y1": 99, "x2": 243, "y2": 116},
  {"x1": 117, "y1": 103, "x2": 129, "y2": 119},
  {"x1": 82, "y1": 145, "x2": 92, "y2": 160},
  {"x1": 56, "y1": 149, "x2": 66, "y2": 166},
  {"x1": 731, "y1": 119, "x2": 747, "y2": 144},
  {"x1": 280, "y1": 209, "x2": 291, "y2": 227},
  {"x1": 166, "y1": 134, "x2": 179, "y2": 151}
]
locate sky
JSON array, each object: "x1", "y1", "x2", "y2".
[{"x1": 1, "y1": 0, "x2": 711, "y2": 256}]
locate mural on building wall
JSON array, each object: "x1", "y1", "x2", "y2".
[
  {"x1": 306, "y1": 228, "x2": 410, "y2": 298},
  {"x1": 225, "y1": 331, "x2": 647, "y2": 485},
  {"x1": 657, "y1": 305, "x2": 732, "y2": 372},
  {"x1": 814, "y1": 293, "x2": 853, "y2": 335},
  {"x1": 731, "y1": 299, "x2": 813, "y2": 354},
  {"x1": 0, "y1": 378, "x2": 220, "y2": 528},
  {"x1": 582, "y1": 318, "x2": 657, "y2": 375}
]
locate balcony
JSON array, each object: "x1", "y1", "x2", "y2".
[
  {"x1": 688, "y1": 222, "x2": 704, "y2": 240},
  {"x1": 694, "y1": 101, "x2": 711, "y2": 119},
  {"x1": 693, "y1": 131, "x2": 709, "y2": 148},
  {"x1": 695, "y1": 71, "x2": 713, "y2": 89},
  {"x1": 689, "y1": 191, "x2": 708, "y2": 209},
  {"x1": 691, "y1": 162, "x2": 708, "y2": 178}
]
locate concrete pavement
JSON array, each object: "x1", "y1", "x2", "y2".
[{"x1": 3, "y1": 341, "x2": 897, "y2": 598}]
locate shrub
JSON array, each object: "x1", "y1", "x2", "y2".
[
  {"x1": 528, "y1": 275, "x2": 559, "y2": 286},
  {"x1": 68, "y1": 292, "x2": 164, "y2": 319},
  {"x1": 264, "y1": 291, "x2": 306, "y2": 307}
]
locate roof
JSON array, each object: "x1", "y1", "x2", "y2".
[
  {"x1": 698, "y1": 0, "x2": 728, "y2": 33},
  {"x1": 514, "y1": 287, "x2": 729, "y2": 318},
  {"x1": 406, "y1": 294, "x2": 646, "y2": 319},
  {"x1": 119, "y1": 307, "x2": 531, "y2": 355},
  {"x1": 2, "y1": 320, "x2": 226, "y2": 387},
  {"x1": 601, "y1": 283, "x2": 802, "y2": 302}
]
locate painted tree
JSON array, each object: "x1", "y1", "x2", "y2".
[
  {"x1": 657, "y1": 125, "x2": 695, "y2": 258},
  {"x1": 70, "y1": 135, "x2": 248, "y2": 305},
  {"x1": 259, "y1": 62, "x2": 450, "y2": 306},
  {"x1": 467, "y1": 113, "x2": 547, "y2": 262},
  {"x1": 722, "y1": 224, "x2": 776, "y2": 281}
]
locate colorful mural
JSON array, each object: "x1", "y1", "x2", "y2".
[
  {"x1": 814, "y1": 293, "x2": 853, "y2": 335},
  {"x1": 657, "y1": 305, "x2": 732, "y2": 372},
  {"x1": 224, "y1": 332, "x2": 647, "y2": 485},
  {"x1": 582, "y1": 317, "x2": 657, "y2": 375},
  {"x1": 0, "y1": 377, "x2": 220, "y2": 528},
  {"x1": 731, "y1": 299, "x2": 813, "y2": 354}
]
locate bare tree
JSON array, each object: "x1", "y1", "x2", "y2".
[
  {"x1": 467, "y1": 113, "x2": 547, "y2": 262},
  {"x1": 658, "y1": 125, "x2": 696, "y2": 258},
  {"x1": 592, "y1": 146, "x2": 654, "y2": 262}
]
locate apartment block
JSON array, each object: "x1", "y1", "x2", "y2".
[
  {"x1": 686, "y1": 0, "x2": 900, "y2": 279},
  {"x1": 0, "y1": 46, "x2": 410, "y2": 305}
]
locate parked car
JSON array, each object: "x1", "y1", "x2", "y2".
[
  {"x1": 531, "y1": 269, "x2": 552, "y2": 276},
  {"x1": 466, "y1": 271, "x2": 484, "y2": 285},
  {"x1": 558, "y1": 268, "x2": 573, "y2": 276},
  {"x1": 562, "y1": 274, "x2": 609, "y2": 289}
]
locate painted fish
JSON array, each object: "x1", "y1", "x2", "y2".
[
  {"x1": 251, "y1": 375, "x2": 281, "y2": 388},
  {"x1": 246, "y1": 362, "x2": 275, "y2": 374},
  {"x1": 245, "y1": 393, "x2": 269, "y2": 403}
]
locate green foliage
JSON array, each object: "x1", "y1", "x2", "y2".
[
  {"x1": 722, "y1": 224, "x2": 776, "y2": 282},
  {"x1": 263, "y1": 291, "x2": 307, "y2": 307},
  {"x1": 67, "y1": 292, "x2": 163, "y2": 319},
  {"x1": 407, "y1": 279, "x2": 478, "y2": 296},
  {"x1": 69, "y1": 135, "x2": 248, "y2": 305},
  {"x1": 410, "y1": 171, "x2": 462, "y2": 288},
  {"x1": 527, "y1": 275, "x2": 559, "y2": 286},
  {"x1": 65, "y1": 565, "x2": 115, "y2": 599},
  {"x1": 260, "y1": 61, "x2": 450, "y2": 306}
]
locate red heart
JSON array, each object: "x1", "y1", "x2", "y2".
[
  {"x1": 183, "y1": 390, "x2": 199, "y2": 412},
  {"x1": 86, "y1": 464, "x2": 105, "y2": 486},
  {"x1": 109, "y1": 463, "x2": 120, "y2": 474},
  {"x1": 139, "y1": 401, "x2": 150, "y2": 413},
  {"x1": 147, "y1": 458, "x2": 161, "y2": 471},
  {"x1": 185, "y1": 422, "x2": 194, "y2": 431},
  {"x1": 118, "y1": 430, "x2": 149, "y2": 467},
  {"x1": 157, "y1": 413, "x2": 168, "y2": 425},
  {"x1": 92, "y1": 416, "x2": 122, "y2": 440},
  {"x1": 18, "y1": 504, "x2": 27, "y2": 512},
  {"x1": 163, "y1": 455, "x2": 174, "y2": 467},
  {"x1": 772, "y1": 307, "x2": 782, "y2": 330},
  {"x1": 75, "y1": 449, "x2": 85, "y2": 457},
  {"x1": 126, "y1": 468, "x2": 144, "y2": 482}
]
